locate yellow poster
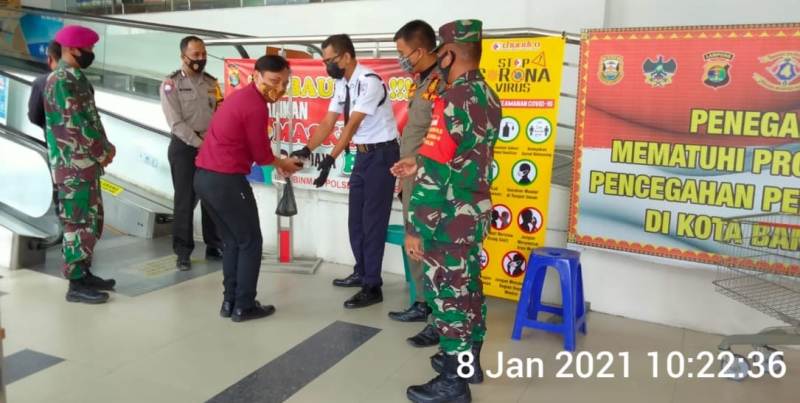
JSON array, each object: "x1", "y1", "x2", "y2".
[{"x1": 479, "y1": 37, "x2": 565, "y2": 301}]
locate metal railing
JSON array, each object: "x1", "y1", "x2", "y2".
[{"x1": 64, "y1": 0, "x2": 342, "y2": 15}]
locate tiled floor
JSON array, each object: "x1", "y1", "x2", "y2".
[{"x1": 1, "y1": 252, "x2": 799, "y2": 403}]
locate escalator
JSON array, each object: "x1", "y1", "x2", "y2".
[{"x1": 0, "y1": 8, "x2": 259, "y2": 283}]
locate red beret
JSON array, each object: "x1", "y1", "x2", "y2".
[{"x1": 55, "y1": 25, "x2": 99, "y2": 48}]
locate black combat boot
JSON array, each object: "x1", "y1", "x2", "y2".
[
  {"x1": 66, "y1": 279, "x2": 110, "y2": 304},
  {"x1": 83, "y1": 269, "x2": 116, "y2": 291},
  {"x1": 407, "y1": 324, "x2": 439, "y2": 348},
  {"x1": 407, "y1": 353, "x2": 471, "y2": 403},
  {"x1": 430, "y1": 342, "x2": 484, "y2": 384}
]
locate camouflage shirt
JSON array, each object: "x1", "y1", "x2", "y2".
[
  {"x1": 408, "y1": 70, "x2": 501, "y2": 244},
  {"x1": 44, "y1": 61, "x2": 114, "y2": 184}
]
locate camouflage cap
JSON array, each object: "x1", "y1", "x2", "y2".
[{"x1": 434, "y1": 19, "x2": 483, "y2": 51}]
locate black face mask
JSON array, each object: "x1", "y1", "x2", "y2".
[
  {"x1": 326, "y1": 61, "x2": 345, "y2": 79},
  {"x1": 437, "y1": 50, "x2": 455, "y2": 83},
  {"x1": 186, "y1": 57, "x2": 207, "y2": 73},
  {"x1": 75, "y1": 50, "x2": 95, "y2": 69}
]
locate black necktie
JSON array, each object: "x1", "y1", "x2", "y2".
[{"x1": 343, "y1": 84, "x2": 351, "y2": 154}]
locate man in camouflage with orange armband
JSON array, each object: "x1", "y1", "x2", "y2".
[{"x1": 392, "y1": 19, "x2": 501, "y2": 403}]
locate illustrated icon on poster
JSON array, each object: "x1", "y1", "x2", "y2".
[
  {"x1": 518, "y1": 207, "x2": 543, "y2": 234},
  {"x1": 512, "y1": 159, "x2": 537, "y2": 186},
  {"x1": 526, "y1": 117, "x2": 552, "y2": 144},
  {"x1": 491, "y1": 204, "x2": 513, "y2": 231},
  {"x1": 490, "y1": 160, "x2": 499, "y2": 183},
  {"x1": 498, "y1": 116, "x2": 520, "y2": 142},
  {"x1": 479, "y1": 248, "x2": 489, "y2": 270},
  {"x1": 502, "y1": 251, "x2": 527, "y2": 278}
]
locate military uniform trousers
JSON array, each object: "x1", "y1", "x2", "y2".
[
  {"x1": 57, "y1": 178, "x2": 103, "y2": 280},
  {"x1": 168, "y1": 136, "x2": 222, "y2": 259},
  {"x1": 422, "y1": 240, "x2": 487, "y2": 354}
]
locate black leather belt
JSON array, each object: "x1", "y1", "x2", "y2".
[{"x1": 355, "y1": 139, "x2": 398, "y2": 153}]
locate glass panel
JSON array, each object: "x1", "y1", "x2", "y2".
[
  {"x1": 1, "y1": 71, "x2": 174, "y2": 202},
  {"x1": 0, "y1": 8, "x2": 241, "y2": 99},
  {"x1": 101, "y1": 113, "x2": 173, "y2": 200},
  {"x1": 0, "y1": 136, "x2": 52, "y2": 218},
  {"x1": 5, "y1": 76, "x2": 48, "y2": 142}
]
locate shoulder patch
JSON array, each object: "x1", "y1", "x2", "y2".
[{"x1": 162, "y1": 78, "x2": 175, "y2": 93}]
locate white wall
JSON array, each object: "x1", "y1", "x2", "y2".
[
  {"x1": 604, "y1": 0, "x2": 800, "y2": 27},
  {"x1": 121, "y1": 0, "x2": 606, "y2": 36}
]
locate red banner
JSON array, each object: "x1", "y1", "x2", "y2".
[
  {"x1": 225, "y1": 58, "x2": 411, "y2": 192},
  {"x1": 569, "y1": 24, "x2": 800, "y2": 271}
]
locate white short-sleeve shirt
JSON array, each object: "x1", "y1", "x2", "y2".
[{"x1": 327, "y1": 63, "x2": 399, "y2": 144}]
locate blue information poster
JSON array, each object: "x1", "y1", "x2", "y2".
[
  {"x1": 0, "y1": 76, "x2": 9, "y2": 126},
  {"x1": 19, "y1": 14, "x2": 63, "y2": 61}
]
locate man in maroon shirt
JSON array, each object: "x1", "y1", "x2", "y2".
[{"x1": 195, "y1": 55, "x2": 302, "y2": 322}]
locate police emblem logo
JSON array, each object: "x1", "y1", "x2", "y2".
[
  {"x1": 753, "y1": 51, "x2": 800, "y2": 92},
  {"x1": 598, "y1": 55, "x2": 624, "y2": 85},
  {"x1": 703, "y1": 51, "x2": 734, "y2": 89},
  {"x1": 642, "y1": 55, "x2": 677, "y2": 88}
]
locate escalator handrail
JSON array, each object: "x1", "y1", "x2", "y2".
[
  {"x1": 0, "y1": 123, "x2": 61, "y2": 243},
  {"x1": 20, "y1": 6, "x2": 251, "y2": 59},
  {"x1": 0, "y1": 120, "x2": 48, "y2": 157},
  {"x1": 0, "y1": 68, "x2": 172, "y2": 139}
]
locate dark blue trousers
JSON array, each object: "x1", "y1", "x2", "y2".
[{"x1": 348, "y1": 142, "x2": 399, "y2": 288}]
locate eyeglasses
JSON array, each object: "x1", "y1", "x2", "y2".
[{"x1": 322, "y1": 54, "x2": 342, "y2": 64}]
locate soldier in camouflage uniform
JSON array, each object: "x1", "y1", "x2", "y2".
[
  {"x1": 45, "y1": 25, "x2": 117, "y2": 304},
  {"x1": 392, "y1": 20, "x2": 500, "y2": 403}
]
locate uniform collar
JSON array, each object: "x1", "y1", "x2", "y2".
[
  {"x1": 419, "y1": 63, "x2": 437, "y2": 82},
  {"x1": 451, "y1": 69, "x2": 482, "y2": 86},
  {"x1": 56, "y1": 59, "x2": 81, "y2": 78},
  {"x1": 346, "y1": 63, "x2": 367, "y2": 87}
]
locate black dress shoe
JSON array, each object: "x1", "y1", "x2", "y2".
[
  {"x1": 66, "y1": 280, "x2": 109, "y2": 304},
  {"x1": 83, "y1": 270, "x2": 116, "y2": 291},
  {"x1": 389, "y1": 301, "x2": 431, "y2": 322},
  {"x1": 231, "y1": 301, "x2": 276, "y2": 322},
  {"x1": 407, "y1": 324, "x2": 440, "y2": 348},
  {"x1": 220, "y1": 301, "x2": 234, "y2": 318},
  {"x1": 176, "y1": 257, "x2": 191, "y2": 271},
  {"x1": 343, "y1": 287, "x2": 383, "y2": 309},
  {"x1": 333, "y1": 272, "x2": 363, "y2": 287},
  {"x1": 205, "y1": 247, "x2": 224, "y2": 261}
]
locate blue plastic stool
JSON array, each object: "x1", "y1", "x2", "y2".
[
  {"x1": 386, "y1": 224, "x2": 416, "y2": 305},
  {"x1": 512, "y1": 247, "x2": 587, "y2": 351}
]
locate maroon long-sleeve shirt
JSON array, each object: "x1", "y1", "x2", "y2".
[{"x1": 196, "y1": 83, "x2": 275, "y2": 174}]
